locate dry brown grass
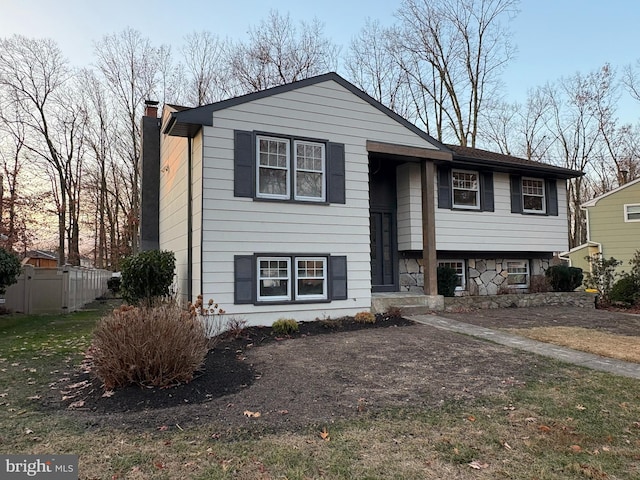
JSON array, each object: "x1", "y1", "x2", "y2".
[{"x1": 507, "y1": 326, "x2": 640, "y2": 363}]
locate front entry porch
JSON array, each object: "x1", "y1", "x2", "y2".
[{"x1": 371, "y1": 291, "x2": 444, "y2": 315}]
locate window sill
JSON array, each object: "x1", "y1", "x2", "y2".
[
  {"x1": 254, "y1": 197, "x2": 330, "y2": 206},
  {"x1": 254, "y1": 299, "x2": 332, "y2": 306}
]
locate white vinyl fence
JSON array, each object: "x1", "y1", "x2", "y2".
[{"x1": 4, "y1": 265, "x2": 112, "y2": 314}]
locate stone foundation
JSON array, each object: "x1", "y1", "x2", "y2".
[
  {"x1": 443, "y1": 291, "x2": 596, "y2": 311},
  {"x1": 399, "y1": 255, "x2": 551, "y2": 296}
]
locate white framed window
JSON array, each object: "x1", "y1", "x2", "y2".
[
  {"x1": 624, "y1": 204, "x2": 640, "y2": 222},
  {"x1": 295, "y1": 257, "x2": 327, "y2": 300},
  {"x1": 522, "y1": 178, "x2": 546, "y2": 213},
  {"x1": 452, "y1": 170, "x2": 480, "y2": 209},
  {"x1": 437, "y1": 260, "x2": 466, "y2": 290},
  {"x1": 256, "y1": 136, "x2": 290, "y2": 199},
  {"x1": 257, "y1": 257, "x2": 291, "y2": 301},
  {"x1": 506, "y1": 260, "x2": 529, "y2": 287},
  {"x1": 294, "y1": 141, "x2": 325, "y2": 201}
]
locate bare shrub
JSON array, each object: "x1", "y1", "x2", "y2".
[
  {"x1": 91, "y1": 303, "x2": 209, "y2": 390},
  {"x1": 529, "y1": 275, "x2": 551, "y2": 293},
  {"x1": 188, "y1": 295, "x2": 226, "y2": 346},
  {"x1": 354, "y1": 311, "x2": 376, "y2": 324}
]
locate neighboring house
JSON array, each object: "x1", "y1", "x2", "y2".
[
  {"x1": 141, "y1": 72, "x2": 581, "y2": 325},
  {"x1": 563, "y1": 177, "x2": 640, "y2": 276},
  {"x1": 21, "y1": 250, "x2": 57, "y2": 268}
]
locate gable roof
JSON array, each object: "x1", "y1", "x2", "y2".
[
  {"x1": 163, "y1": 72, "x2": 448, "y2": 152},
  {"x1": 447, "y1": 144, "x2": 583, "y2": 179},
  {"x1": 582, "y1": 176, "x2": 640, "y2": 207}
]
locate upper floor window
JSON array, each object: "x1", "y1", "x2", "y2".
[
  {"x1": 452, "y1": 170, "x2": 480, "y2": 209},
  {"x1": 235, "y1": 130, "x2": 345, "y2": 204},
  {"x1": 294, "y1": 141, "x2": 325, "y2": 201},
  {"x1": 625, "y1": 204, "x2": 640, "y2": 222},
  {"x1": 257, "y1": 136, "x2": 290, "y2": 199},
  {"x1": 522, "y1": 178, "x2": 546, "y2": 213},
  {"x1": 255, "y1": 135, "x2": 326, "y2": 202}
]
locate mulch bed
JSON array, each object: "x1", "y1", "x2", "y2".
[{"x1": 39, "y1": 305, "x2": 637, "y2": 435}]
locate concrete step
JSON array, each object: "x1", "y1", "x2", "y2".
[{"x1": 395, "y1": 304, "x2": 436, "y2": 316}]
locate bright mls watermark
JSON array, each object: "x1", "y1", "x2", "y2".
[{"x1": 1, "y1": 455, "x2": 78, "y2": 479}]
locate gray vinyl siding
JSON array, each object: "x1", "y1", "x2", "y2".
[
  {"x1": 435, "y1": 174, "x2": 569, "y2": 252},
  {"x1": 158, "y1": 114, "x2": 190, "y2": 300},
  {"x1": 199, "y1": 80, "x2": 439, "y2": 324},
  {"x1": 398, "y1": 166, "x2": 569, "y2": 252}
]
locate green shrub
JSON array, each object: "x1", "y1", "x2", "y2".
[
  {"x1": 610, "y1": 277, "x2": 639, "y2": 306},
  {"x1": 120, "y1": 250, "x2": 175, "y2": 305},
  {"x1": 354, "y1": 311, "x2": 376, "y2": 324},
  {"x1": 584, "y1": 254, "x2": 622, "y2": 305},
  {"x1": 106, "y1": 276, "x2": 121, "y2": 295},
  {"x1": 0, "y1": 248, "x2": 21, "y2": 294},
  {"x1": 545, "y1": 265, "x2": 583, "y2": 292},
  {"x1": 272, "y1": 318, "x2": 299, "y2": 335},
  {"x1": 437, "y1": 266, "x2": 458, "y2": 297},
  {"x1": 91, "y1": 302, "x2": 208, "y2": 390}
]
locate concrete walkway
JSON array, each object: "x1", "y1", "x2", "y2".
[{"x1": 409, "y1": 314, "x2": 640, "y2": 380}]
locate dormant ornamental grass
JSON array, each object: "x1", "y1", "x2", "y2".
[{"x1": 91, "y1": 303, "x2": 209, "y2": 390}]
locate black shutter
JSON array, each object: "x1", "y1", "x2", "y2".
[
  {"x1": 438, "y1": 167, "x2": 452, "y2": 209},
  {"x1": 234, "y1": 130, "x2": 254, "y2": 198},
  {"x1": 546, "y1": 179, "x2": 558, "y2": 216},
  {"x1": 329, "y1": 255, "x2": 347, "y2": 300},
  {"x1": 480, "y1": 171, "x2": 494, "y2": 212},
  {"x1": 510, "y1": 175, "x2": 523, "y2": 213},
  {"x1": 234, "y1": 255, "x2": 255, "y2": 304},
  {"x1": 327, "y1": 142, "x2": 346, "y2": 204}
]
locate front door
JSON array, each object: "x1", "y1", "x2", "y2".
[
  {"x1": 370, "y1": 210, "x2": 396, "y2": 291},
  {"x1": 369, "y1": 159, "x2": 398, "y2": 292}
]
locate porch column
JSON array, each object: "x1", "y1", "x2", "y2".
[{"x1": 421, "y1": 160, "x2": 437, "y2": 295}]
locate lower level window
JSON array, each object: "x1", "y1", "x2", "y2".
[
  {"x1": 258, "y1": 258, "x2": 291, "y2": 301},
  {"x1": 507, "y1": 260, "x2": 529, "y2": 287},
  {"x1": 437, "y1": 260, "x2": 465, "y2": 290},
  {"x1": 257, "y1": 256, "x2": 327, "y2": 302}
]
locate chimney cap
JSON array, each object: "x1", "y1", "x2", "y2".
[{"x1": 145, "y1": 99, "x2": 159, "y2": 106}]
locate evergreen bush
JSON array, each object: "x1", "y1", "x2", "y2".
[
  {"x1": 545, "y1": 265, "x2": 583, "y2": 292},
  {"x1": 0, "y1": 248, "x2": 21, "y2": 294},
  {"x1": 437, "y1": 266, "x2": 458, "y2": 297},
  {"x1": 120, "y1": 250, "x2": 175, "y2": 305}
]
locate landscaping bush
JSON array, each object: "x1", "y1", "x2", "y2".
[
  {"x1": 354, "y1": 311, "x2": 376, "y2": 324},
  {"x1": 584, "y1": 254, "x2": 622, "y2": 305},
  {"x1": 91, "y1": 302, "x2": 208, "y2": 390},
  {"x1": 0, "y1": 248, "x2": 21, "y2": 294},
  {"x1": 437, "y1": 266, "x2": 458, "y2": 297},
  {"x1": 106, "y1": 276, "x2": 121, "y2": 296},
  {"x1": 545, "y1": 265, "x2": 583, "y2": 292},
  {"x1": 120, "y1": 250, "x2": 175, "y2": 305},
  {"x1": 272, "y1": 318, "x2": 299, "y2": 335},
  {"x1": 610, "y1": 277, "x2": 639, "y2": 306}
]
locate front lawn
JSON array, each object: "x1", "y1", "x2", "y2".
[{"x1": 0, "y1": 305, "x2": 639, "y2": 479}]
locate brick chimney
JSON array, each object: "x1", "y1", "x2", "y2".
[{"x1": 144, "y1": 100, "x2": 159, "y2": 118}]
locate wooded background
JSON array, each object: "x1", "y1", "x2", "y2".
[{"x1": 1, "y1": 0, "x2": 638, "y2": 269}]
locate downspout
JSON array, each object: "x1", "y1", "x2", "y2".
[{"x1": 187, "y1": 137, "x2": 193, "y2": 302}]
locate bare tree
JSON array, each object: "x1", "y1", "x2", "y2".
[
  {"x1": 94, "y1": 28, "x2": 164, "y2": 255},
  {"x1": 229, "y1": 11, "x2": 340, "y2": 93},
  {"x1": 182, "y1": 31, "x2": 232, "y2": 105},
  {"x1": 0, "y1": 35, "x2": 76, "y2": 264},
  {"x1": 345, "y1": 19, "x2": 412, "y2": 117},
  {"x1": 395, "y1": 0, "x2": 519, "y2": 146}
]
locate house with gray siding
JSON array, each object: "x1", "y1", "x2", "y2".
[{"x1": 141, "y1": 72, "x2": 581, "y2": 325}]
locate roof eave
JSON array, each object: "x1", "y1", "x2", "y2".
[{"x1": 451, "y1": 155, "x2": 583, "y2": 179}]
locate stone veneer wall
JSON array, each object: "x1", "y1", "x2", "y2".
[
  {"x1": 443, "y1": 291, "x2": 596, "y2": 311},
  {"x1": 399, "y1": 255, "x2": 551, "y2": 295}
]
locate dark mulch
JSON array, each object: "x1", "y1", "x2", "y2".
[{"x1": 40, "y1": 306, "x2": 628, "y2": 435}]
